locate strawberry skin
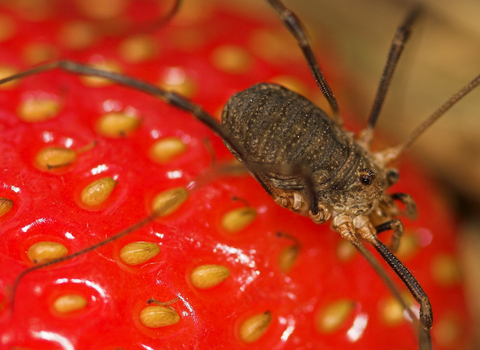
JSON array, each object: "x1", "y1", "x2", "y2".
[{"x1": 0, "y1": 0, "x2": 473, "y2": 349}]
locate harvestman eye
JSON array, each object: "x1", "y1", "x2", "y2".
[{"x1": 359, "y1": 169, "x2": 375, "y2": 185}]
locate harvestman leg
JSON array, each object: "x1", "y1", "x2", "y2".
[
  {"x1": 0, "y1": 61, "x2": 278, "y2": 194},
  {"x1": 372, "y1": 236, "x2": 433, "y2": 346},
  {"x1": 130, "y1": 0, "x2": 182, "y2": 35},
  {"x1": 265, "y1": 0, "x2": 340, "y2": 120},
  {"x1": 373, "y1": 192, "x2": 417, "y2": 252},
  {"x1": 264, "y1": 1, "x2": 432, "y2": 349},
  {"x1": 375, "y1": 218, "x2": 404, "y2": 253},
  {"x1": 0, "y1": 60, "x2": 275, "y2": 307},
  {"x1": 374, "y1": 192, "x2": 417, "y2": 252},
  {"x1": 392, "y1": 192, "x2": 418, "y2": 219},
  {"x1": 334, "y1": 216, "x2": 432, "y2": 350},
  {"x1": 359, "y1": 6, "x2": 422, "y2": 146}
]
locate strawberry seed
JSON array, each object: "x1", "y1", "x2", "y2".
[
  {"x1": 27, "y1": 241, "x2": 68, "y2": 264},
  {"x1": 35, "y1": 146, "x2": 77, "y2": 170},
  {"x1": 119, "y1": 34, "x2": 158, "y2": 63},
  {"x1": 81, "y1": 60, "x2": 122, "y2": 87},
  {"x1": 239, "y1": 311, "x2": 272, "y2": 343},
  {"x1": 139, "y1": 305, "x2": 180, "y2": 328},
  {"x1": 96, "y1": 112, "x2": 140, "y2": 138},
  {"x1": 17, "y1": 96, "x2": 60, "y2": 122},
  {"x1": 53, "y1": 294, "x2": 87, "y2": 314},
  {"x1": 210, "y1": 45, "x2": 253, "y2": 74},
  {"x1": 59, "y1": 21, "x2": 96, "y2": 50},
  {"x1": 431, "y1": 254, "x2": 461, "y2": 287},
  {"x1": 81, "y1": 177, "x2": 117, "y2": 207},
  {"x1": 190, "y1": 264, "x2": 230, "y2": 289},
  {"x1": 119, "y1": 241, "x2": 160, "y2": 266},
  {"x1": 0, "y1": 197, "x2": 13, "y2": 217},
  {"x1": 221, "y1": 207, "x2": 257, "y2": 233},
  {"x1": 315, "y1": 299, "x2": 355, "y2": 333},
  {"x1": 0, "y1": 65, "x2": 18, "y2": 89},
  {"x1": 151, "y1": 187, "x2": 188, "y2": 217},
  {"x1": 150, "y1": 137, "x2": 187, "y2": 163},
  {"x1": 278, "y1": 245, "x2": 298, "y2": 272}
]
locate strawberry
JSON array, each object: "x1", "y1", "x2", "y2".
[{"x1": 0, "y1": 0, "x2": 473, "y2": 349}]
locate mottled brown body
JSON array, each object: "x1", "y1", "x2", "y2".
[{"x1": 222, "y1": 83, "x2": 387, "y2": 217}]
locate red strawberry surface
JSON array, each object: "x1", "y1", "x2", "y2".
[{"x1": 0, "y1": 0, "x2": 473, "y2": 349}]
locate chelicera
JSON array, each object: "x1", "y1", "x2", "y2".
[{"x1": 2, "y1": 1, "x2": 479, "y2": 349}]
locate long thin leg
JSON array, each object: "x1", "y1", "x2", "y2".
[
  {"x1": 265, "y1": 0, "x2": 339, "y2": 119},
  {"x1": 0, "y1": 61, "x2": 277, "y2": 200},
  {"x1": 9, "y1": 212, "x2": 158, "y2": 314},
  {"x1": 373, "y1": 238, "x2": 433, "y2": 350},
  {"x1": 391, "y1": 192, "x2": 418, "y2": 219},
  {"x1": 337, "y1": 228, "x2": 421, "y2": 336},
  {"x1": 129, "y1": 0, "x2": 182, "y2": 35},
  {"x1": 359, "y1": 6, "x2": 422, "y2": 146},
  {"x1": 293, "y1": 164, "x2": 319, "y2": 215},
  {"x1": 335, "y1": 216, "x2": 432, "y2": 350},
  {"x1": 381, "y1": 73, "x2": 480, "y2": 163},
  {"x1": 375, "y1": 218, "x2": 404, "y2": 253}
]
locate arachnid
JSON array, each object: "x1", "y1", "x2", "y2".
[{"x1": 0, "y1": 1, "x2": 476, "y2": 349}]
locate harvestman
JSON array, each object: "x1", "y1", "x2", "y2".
[{"x1": 1, "y1": 1, "x2": 479, "y2": 349}]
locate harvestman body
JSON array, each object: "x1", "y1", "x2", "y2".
[{"x1": 2, "y1": 1, "x2": 480, "y2": 349}]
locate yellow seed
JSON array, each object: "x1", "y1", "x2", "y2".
[
  {"x1": 315, "y1": 299, "x2": 355, "y2": 333},
  {"x1": 221, "y1": 207, "x2": 257, "y2": 233},
  {"x1": 336, "y1": 239, "x2": 357, "y2": 262},
  {"x1": 249, "y1": 30, "x2": 285, "y2": 62},
  {"x1": 431, "y1": 254, "x2": 461, "y2": 287},
  {"x1": 119, "y1": 242, "x2": 160, "y2": 266},
  {"x1": 0, "y1": 65, "x2": 18, "y2": 89},
  {"x1": 27, "y1": 241, "x2": 68, "y2": 264},
  {"x1": 171, "y1": 29, "x2": 205, "y2": 51},
  {"x1": 53, "y1": 294, "x2": 87, "y2": 313},
  {"x1": 270, "y1": 75, "x2": 308, "y2": 97},
  {"x1": 81, "y1": 60, "x2": 122, "y2": 87},
  {"x1": 76, "y1": 0, "x2": 128, "y2": 20},
  {"x1": 379, "y1": 295, "x2": 409, "y2": 327},
  {"x1": 119, "y1": 35, "x2": 158, "y2": 63},
  {"x1": 239, "y1": 311, "x2": 272, "y2": 343},
  {"x1": 59, "y1": 21, "x2": 95, "y2": 50},
  {"x1": 159, "y1": 67, "x2": 196, "y2": 98},
  {"x1": 190, "y1": 264, "x2": 230, "y2": 289},
  {"x1": 0, "y1": 15, "x2": 16, "y2": 42},
  {"x1": 396, "y1": 231, "x2": 419, "y2": 260},
  {"x1": 380, "y1": 292, "x2": 414, "y2": 327},
  {"x1": 96, "y1": 112, "x2": 140, "y2": 138},
  {"x1": 0, "y1": 197, "x2": 14, "y2": 218},
  {"x1": 151, "y1": 187, "x2": 189, "y2": 217},
  {"x1": 8, "y1": 0, "x2": 53, "y2": 21},
  {"x1": 23, "y1": 42, "x2": 57, "y2": 65},
  {"x1": 139, "y1": 305, "x2": 180, "y2": 328},
  {"x1": 279, "y1": 245, "x2": 298, "y2": 272},
  {"x1": 171, "y1": 0, "x2": 213, "y2": 25},
  {"x1": 35, "y1": 147, "x2": 77, "y2": 170},
  {"x1": 160, "y1": 78, "x2": 197, "y2": 98},
  {"x1": 150, "y1": 137, "x2": 187, "y2": 163},
  {"x1": 81, "y1": 177, "x2": 117, "y2": 207},
  {"x1": 249, "y1": 29, "x2": 301, "y2": 63},
  {"x1": 211, "y1": 45, "x2": 253, "y2": 74},
  {"x1": 17, "y1": 97, "x2": 60, "y2": 122},
  {"x1": 432, "y1": 315, "x2": 461, "y2": 346}
]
